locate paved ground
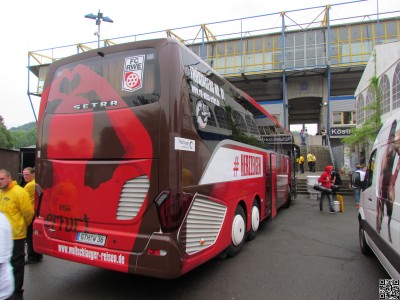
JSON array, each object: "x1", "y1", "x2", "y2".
[{"x1": 21, "y1": 192, "x2": 388, "y2": 300}]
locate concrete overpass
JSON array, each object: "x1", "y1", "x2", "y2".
[
  {"x1": 27, "y1": 2, "x2": 400, "y2": 167},
  {"x1": 28, "y1": 3, "x2": 400, "y2": 130}
]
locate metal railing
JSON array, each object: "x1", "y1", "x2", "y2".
[{"x1": 327, "y1": 137, "x2": 336, "y2": 170}]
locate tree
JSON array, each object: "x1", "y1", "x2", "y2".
[
  {"x1": 9, "y1": 122, "x2": 37, "y2": 148},
  {"x1": 342, "y1": 50, "x2": 382, "y2": 147},
  {"x1": 0, "y1": 116, "x2": 14, "y2": 149}
]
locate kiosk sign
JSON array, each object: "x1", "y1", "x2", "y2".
[{"x1": 330, "y1": 127, "x2": 354, "y2": 137}]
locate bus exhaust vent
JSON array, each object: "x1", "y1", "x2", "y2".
[
  {"x1": 179, "y1": 196, "x2": 227, "y2": 255},
  {"x1": 116, "y1": 175, "x2": 150, "y2": 220}
]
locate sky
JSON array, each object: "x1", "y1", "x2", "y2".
[{"x1": 1, "y1": 0, "x2": 399, "y2": 129}]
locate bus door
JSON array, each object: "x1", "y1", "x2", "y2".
[
  {"x1": 264, "y1": 153, "x2": 271, "y2": 213},
  {"x1": 269, "y1": 153, "x2": 278, "y2": 219},
  {"x1": 276, "y1": 156, "x2": 289, "y2": 208}
]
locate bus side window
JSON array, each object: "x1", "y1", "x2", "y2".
[{"x1": 364, "y1": 149, "x2": 377, "y2": 189}]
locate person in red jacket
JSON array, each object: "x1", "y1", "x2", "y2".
[{"x1": 318, "y1": 165, "x2": 335, "y2": 213}]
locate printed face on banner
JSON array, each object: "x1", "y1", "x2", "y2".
[
  {"x1": 196, "y1": 101, "x2": 211, "y2": 128},
  {"x1": 122, "y1": 55, "x2": 145, "y2": 92}
]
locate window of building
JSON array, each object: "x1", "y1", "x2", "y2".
[
  {"x1": 365, "y1": 85, "x2": 375, "y2": 121},
  {"x1": 393, "y1": 62, "x2": 400, "y2": 110},
  {"x1": 217, "y1": 43, "x2": 225, "y2": 56},
  {"x1": 332, "y1": 111, "x2": 356, "y2": 125},
  {"x1": 379, "y1": 74, "x2": 390, "y2": 114},
  {"x1": 356, "y1": 94, "x2": 364, "y2": 125}
]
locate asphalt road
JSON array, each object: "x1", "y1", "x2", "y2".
[{"x1": 23, "y1": 193, "x2": 388, "y2": 300}]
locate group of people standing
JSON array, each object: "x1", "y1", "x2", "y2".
[
  {"x1": 314, "y1": 161, "x2": 368, "y2": 213},
  {"x1": 317, "y1": 165, "x2": 338, "y2": 213},
  {"x1": 300, "y1": 129, "x2": 308, "y2": 145},
  {"x1": 0, "y1": 167, "x2": 42, "y2": 300},
  {"x1": 295, "y1": 152, "x2": 317, "y2": 173},
  {"x1": 300, "y1": 128, "x2": 328, "y2": 146}
]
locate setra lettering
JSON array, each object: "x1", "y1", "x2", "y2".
[{"x1": 73, "y1": 100, "x2": 118, "y2": 110}]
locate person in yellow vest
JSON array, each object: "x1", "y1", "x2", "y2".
[
  {"x1": 307, "y1": 153, "x2": 313, "y2": 172},
  {"x1": 23, "y1": 167, "x2": 44, "y2": 264},
  {"x1": 0, "y1": 169, "x2": 34, "y2": 297},
  {"x1": 298, "y1": 154, "x2": 305, "y2": 173},
  {"x1": 311, "y1": 153, "x2": 317, "y2": 172}
]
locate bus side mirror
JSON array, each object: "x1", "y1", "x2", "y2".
[{"x1": 351, "y1": 172, "x2": 361, "y2": 189}]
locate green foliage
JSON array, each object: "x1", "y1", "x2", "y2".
[
  {"x1": 0, "y1": 116, "x2": 14, "y2": 149},
  {"x1": 10, "y1": 122, "x2": 37, "y2": 148},
  {"x1": 341, "y1": 122, "x2": 381, "y2": 146},
  {"x1": 9, "y1": 122, "x2": 37, "y2": 132},
  {"x1": 0, "y1": 116, "x2": 36, "y2": 149},
  {"x1": 10, "y1": 126, "x2": 37, "y2": 148}
]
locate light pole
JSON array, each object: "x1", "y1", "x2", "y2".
[{"x1": 85, "y1": 10, "x2": 113, "y2": 48}]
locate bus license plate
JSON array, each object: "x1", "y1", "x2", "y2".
[{"x1": 76, "y1": 232, "x2": 106, "y2": 246}]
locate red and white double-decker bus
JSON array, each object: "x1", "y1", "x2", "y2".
[{"x1": 34, "y1": 38, "x2": 295, "y2": 278}]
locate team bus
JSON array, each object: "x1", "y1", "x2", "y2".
[{"x1": 33, "y1": 38, "x2": 295, "y2": 278}]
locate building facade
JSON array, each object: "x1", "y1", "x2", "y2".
[{"x1": 353, "y1": 41, "x2": 400, "y2": 165}]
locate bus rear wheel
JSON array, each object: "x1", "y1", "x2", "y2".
[
  {"x1": 283, "y1": 187, "x2": 292, "y2": 208},
  {"x1": 247, "y1": 200, "x2": 260, "y2": 241},
  {"x1": 227, "y1": 205, "x2": 246, "y2": 257}
]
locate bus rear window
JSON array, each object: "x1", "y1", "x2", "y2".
[{"x1": 47, "y1": 49, "x2": 160, "y2": 114}]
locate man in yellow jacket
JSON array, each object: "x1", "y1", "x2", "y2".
[
  {"x1": 298, "y1": 154, "x2": 305, "y2": 173},
  {"x1": 23, "y1": 167, "x2": 44, "y2": 264},
  {"x1": 307, "y1": 153, "x2": 313, "y2": 172},
  {"x1": 312, "y1": 153, "x2": 317, "y2": 172},
  {"x1": 0, "y1": 169, "x2": 34, "y2": 297}
]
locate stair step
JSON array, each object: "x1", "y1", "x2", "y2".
[{"x1": 295, "y1": 178, "x2": 353, "y2": 196}]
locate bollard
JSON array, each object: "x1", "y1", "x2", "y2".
[{"x1": 336, "y1": 194, "x2": 344, "y2": 212}]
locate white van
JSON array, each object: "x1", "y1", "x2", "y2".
[{"x1": 353, "y1": 113, "x2": 400, "y2": 279}]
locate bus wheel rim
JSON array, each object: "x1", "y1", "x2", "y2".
[
  {"x1": 251, "y1": 206, "x2": 260, "y2": 232},
  {"x1": 232, "y1": 214, "x2": 245, "y2": 246}
]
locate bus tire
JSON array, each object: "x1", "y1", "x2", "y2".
[
  {"x1": 283, "y1": 187, "x2": 292, "y2": 208},
  {"x1": 227, "y1": 205, "x2": 246, "y2": 257},
  {"x1": 359, "y1": 222, "x2": 371, "y2": 255},
  {"x1": 247, "y1": 199, "x2": 260, "y2": 241}
]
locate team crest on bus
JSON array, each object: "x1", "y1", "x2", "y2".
[
  {"x1": 122, "y1": 55, "x2": 145, "y2": 92},
  {"x1": 196, "y1": 101, "x2": 211, "y2": 128}
]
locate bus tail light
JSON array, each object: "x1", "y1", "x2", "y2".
[
  {"x1": 147, "y1": 249, "x2": 167, "y2": 256},
  {"x1": 155, "y1": 191, "x2": 193, "y2": 232}
]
